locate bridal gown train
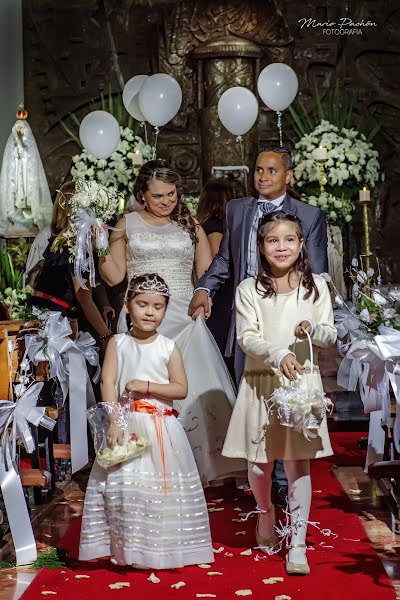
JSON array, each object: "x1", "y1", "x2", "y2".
[{"x1": 117, "y1": 211, "x2": 246, "y2": 486}]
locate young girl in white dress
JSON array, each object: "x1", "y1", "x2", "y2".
[
  {"x1": 79, "y1": 273, "x2": 214, "y2": 569},
  {"x1": 222, "y1": 211, "x2": 336, "y2": 575}
]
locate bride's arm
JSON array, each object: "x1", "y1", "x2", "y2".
[
  {"x1": 193, "y1": 220, "x2": 213, "y2": 279},
  {"x1": 99, "y1": 216, "x2": 127, "y2": 286}
]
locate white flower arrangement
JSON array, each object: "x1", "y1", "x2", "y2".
[
  {"x1": 181, "y1": 195, "x2": 199, "y2": 216},
  {"x1": 70, "y1": 126, "x2": 155, "y2": 202},
  {"x1": 292, "y1": 120, "x2": 383, "y2": 228},
  {"x1": 0, "y1": 286, "x2": 33, "y2": 320},
  {"x1": 332, "y1": 258, "x2": 400, "y2": 335}
]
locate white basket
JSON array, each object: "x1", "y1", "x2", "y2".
[{"x1": 270, "y1": 331, "x2": 332, "y2": 440}]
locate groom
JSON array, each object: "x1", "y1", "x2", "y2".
[{"x1": 188, "y1": 146, "x2": 328, "y2": 503}]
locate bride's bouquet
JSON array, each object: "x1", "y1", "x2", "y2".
[
  {"x1": 65, "y1": 179, "x2": 123, "y2": 289},
  {"x1": 87, "y1": 401, "x2": 150, "y2": 469}
]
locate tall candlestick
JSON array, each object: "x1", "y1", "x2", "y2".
[
  {"x1": 359, "y1": 187, "x2": 372, "y2": 275},
  {"x1": 359, "y1": 186, "x2": 370, "y2": 202}
]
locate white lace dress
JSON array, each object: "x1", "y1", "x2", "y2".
[
  {"x1": 79, "y1": 333, "x2": 214, "y2": 568},
  {"x1": 117, "y1": 211, "x2": 246, "y2": 486}
]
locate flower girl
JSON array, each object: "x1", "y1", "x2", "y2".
[
  {"x1": 222, "y1": 211, "x2": 336, "y2": 575},
  {"x1": 79, "y1": 273, "x2": 214, "y2": 569}
]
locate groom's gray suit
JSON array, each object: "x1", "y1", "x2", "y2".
[{"x1": 196, "y1": 192, "x2": 328, "y2": 381}]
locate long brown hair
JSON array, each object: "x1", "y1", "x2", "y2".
[
  {"x1": 133, "y1": 159, "x2": 197, "y2": 243},
  {"x1": 256, "y1": 211, "x2": 319, "y2": 302},
  {"x1": 50, "y1": 180, "x2": 75, "y2": 236},
  {"x1": 196, "y1": 179, "x2": 234, "y2": 225}
]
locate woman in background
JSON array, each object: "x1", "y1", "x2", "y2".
[{"x1": 196, "y1": 178, "x2": 235, "y2": 380}]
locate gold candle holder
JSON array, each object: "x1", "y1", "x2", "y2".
[{"x1": 359, "y1": 187, "x2": 372, "y2": 278}]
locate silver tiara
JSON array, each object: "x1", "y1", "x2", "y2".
[{"x1": 133, "y1": 276, "x2": 170, "y2": 297}]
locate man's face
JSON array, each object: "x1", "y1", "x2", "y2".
[{"x1": 254, "y1": 152, "x2": 292, "y2": 200}]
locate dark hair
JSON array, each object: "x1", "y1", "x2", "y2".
[
  {"x1": 256, "y1": 211, "x2": 319, "y2": 302},
  {"x1": 125, "y1": 273, "x2": 170, "y2": 307},
  {"x1": 258, "y1": 145, "x2": 293, "y2": 171},
  {"x1": 196, "y1": 178, "x2": 235, "y2": 225},
  {"x1": 133, "y1": 159, "x2": 197, "y2": 243}
]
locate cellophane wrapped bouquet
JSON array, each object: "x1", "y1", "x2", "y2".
[{"x1": 87, "y1": 399, "x2": 150, "y2": 469}]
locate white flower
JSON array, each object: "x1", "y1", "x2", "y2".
[
  {"x1": 372, "y1": 291, "x2": 388, "y2": 306},
  {"x1": 359, "y1": 308, "x2": 371, "y2": 323},
  {"x1": 334, "y1": 295, "x2": 344, "y2": 306},
  {"x1": 352, "y1": 258, "x2": 359, "y2": 267},
  {"x1": 366, "y1": 268, "x2": 375, "y2": 277},
  {"x1": 388, "y1": 289, "x2": 400, "y2": 303},
  {"x1": 383, "y1": 308, "x2": 396, "y2": 319}
]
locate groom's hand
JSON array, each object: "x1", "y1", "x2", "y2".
[{"x1": 189, "y1": 289, "x2": 211, "y2": 319}]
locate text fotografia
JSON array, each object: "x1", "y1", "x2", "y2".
[{"x1": 298, "y1": 17, "x2": 377, "y2": 36}]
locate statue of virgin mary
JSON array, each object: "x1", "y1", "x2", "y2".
[{"x1": 0, "y1": 106, "x2": 53, "y2": 234}]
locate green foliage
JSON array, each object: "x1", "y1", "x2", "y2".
[
  {"x1": 31, "y1": 547, "x2": 66, "y2": 570},
  {"x1": 0, "y1": 247, "x2": 23, "y2": 293},
  {"x1": 0, "y1": 560, "x2": 16, "y2": 569},
  {"x1": 288, "y1": 86, "x2": 380, "y2": 142}
]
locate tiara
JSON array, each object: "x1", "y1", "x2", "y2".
[{"x1": 133, "y1": 276, "x2": 170, "y2": 297}]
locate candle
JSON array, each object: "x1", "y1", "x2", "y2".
[
  {"x1": 359, "y1": 187, "x2": 370, "y2": 202},
  {"x1": 313, "y1": 145, "x2": 327, "y2": 161},
  {"x1": 132, "y1": 150, "x2": 143, "y2": 166},
  {"x1": 118, "y1": 195, "x2": 125, "y2": 213}
]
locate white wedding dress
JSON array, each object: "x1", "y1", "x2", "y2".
[{"x1": 117, "y1": 211, "x2": 246, "y2": 486}]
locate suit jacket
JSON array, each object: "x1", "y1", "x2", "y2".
[{"x1": 196, "y1": 193, "x2": 328, "y2": 357}]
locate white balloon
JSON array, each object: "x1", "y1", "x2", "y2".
[
  {"x1": 217, "y1": 87, "x2": 258, "y2": 136},
  {"x1": 257, "y1": 63, "x2": 298, "y2": 111},
  {"x1": 138, "y1": 73, "x2": 182, "y2": 127},
  {"x1": 122, "y1": 75, "x2": 148, "y2": 121},
  {"x1": 79, "y1": 111, "x2": 120, "y2": 160}
]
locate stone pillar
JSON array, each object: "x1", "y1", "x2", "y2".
[
  {"x1": 192, "y1": 36, "x2": 261, "y2": 186},
  {"x1": 0, "y1": 0, "x2": 24, "y2": 157}
]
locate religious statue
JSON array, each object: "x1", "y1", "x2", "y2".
[{"x1": 0, "y1": 106, "x2": 53, "y2": 234}]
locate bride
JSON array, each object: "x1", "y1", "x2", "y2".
[{"x1": 100, "y1": 159, "x2": 246, "y2": 486}]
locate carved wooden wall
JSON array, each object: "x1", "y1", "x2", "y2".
[{"x1": 23, "y1": 0, "x2": 400, "y2": 280}]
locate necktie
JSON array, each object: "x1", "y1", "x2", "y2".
[{"x1": 258, "y1": 201, "x2": 278, "y2": 216}]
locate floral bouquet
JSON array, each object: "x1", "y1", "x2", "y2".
[
  {"x1": 292, "y1": 120, "x2": 382, "y2": 229},
  {"x1": 86, "y1": 402, "x2": 150, "y2": 469},
  {"x1": 71, "y1": 127, "x2": 155, "y2": 205},
  {"x1": 59, "y1": 178, "x2": 123, "y2": 289},
  {"x1": 182, "y1": 195, "x2": 199, "y2": 217},
  {"x1": 269, "y1": 332, "x2": 332, "y2": 440},
  {"x1": 331, "y1": 260, "x2": 400, "y2": 336}
]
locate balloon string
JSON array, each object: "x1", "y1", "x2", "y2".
[
  {"x1": 276, "y1": 111, "x2": 283, "y2": 147},
  {"x1": 141, "y1": 122, "x2": 148, "y2": 146},
  {"x1": 153, "y1": 126, "x2": 159, "y2": 159},
  {"x1": 236, "y1": 135, "x2": 245, "y2": 165}
]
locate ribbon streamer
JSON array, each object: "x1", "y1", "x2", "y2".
[
  {"x1": 24, "y1": 312, "x2": 100, "y2": 472},
  {"x1": 0, "y1": 384, "x2": 56, "y2": 566},
  {"x1": 72, "y1": 208, "x2": 104, "y2": 290}
]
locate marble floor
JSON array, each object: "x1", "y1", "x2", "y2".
[{"x1": 0, "y1": 463, "x2": 399, "y2": 600}]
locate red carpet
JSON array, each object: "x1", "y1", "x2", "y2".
[{"x1": 21, "y1": 433, "x2": 395, "y2": 600}]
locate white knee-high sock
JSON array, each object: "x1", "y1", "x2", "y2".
[{"x1": 284, "y1": 460, "x2": 311, "y2": 560}]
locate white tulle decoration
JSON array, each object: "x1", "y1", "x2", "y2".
[{"x1": 269, "y1": 331, "x2": 332, "y2": 440}]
